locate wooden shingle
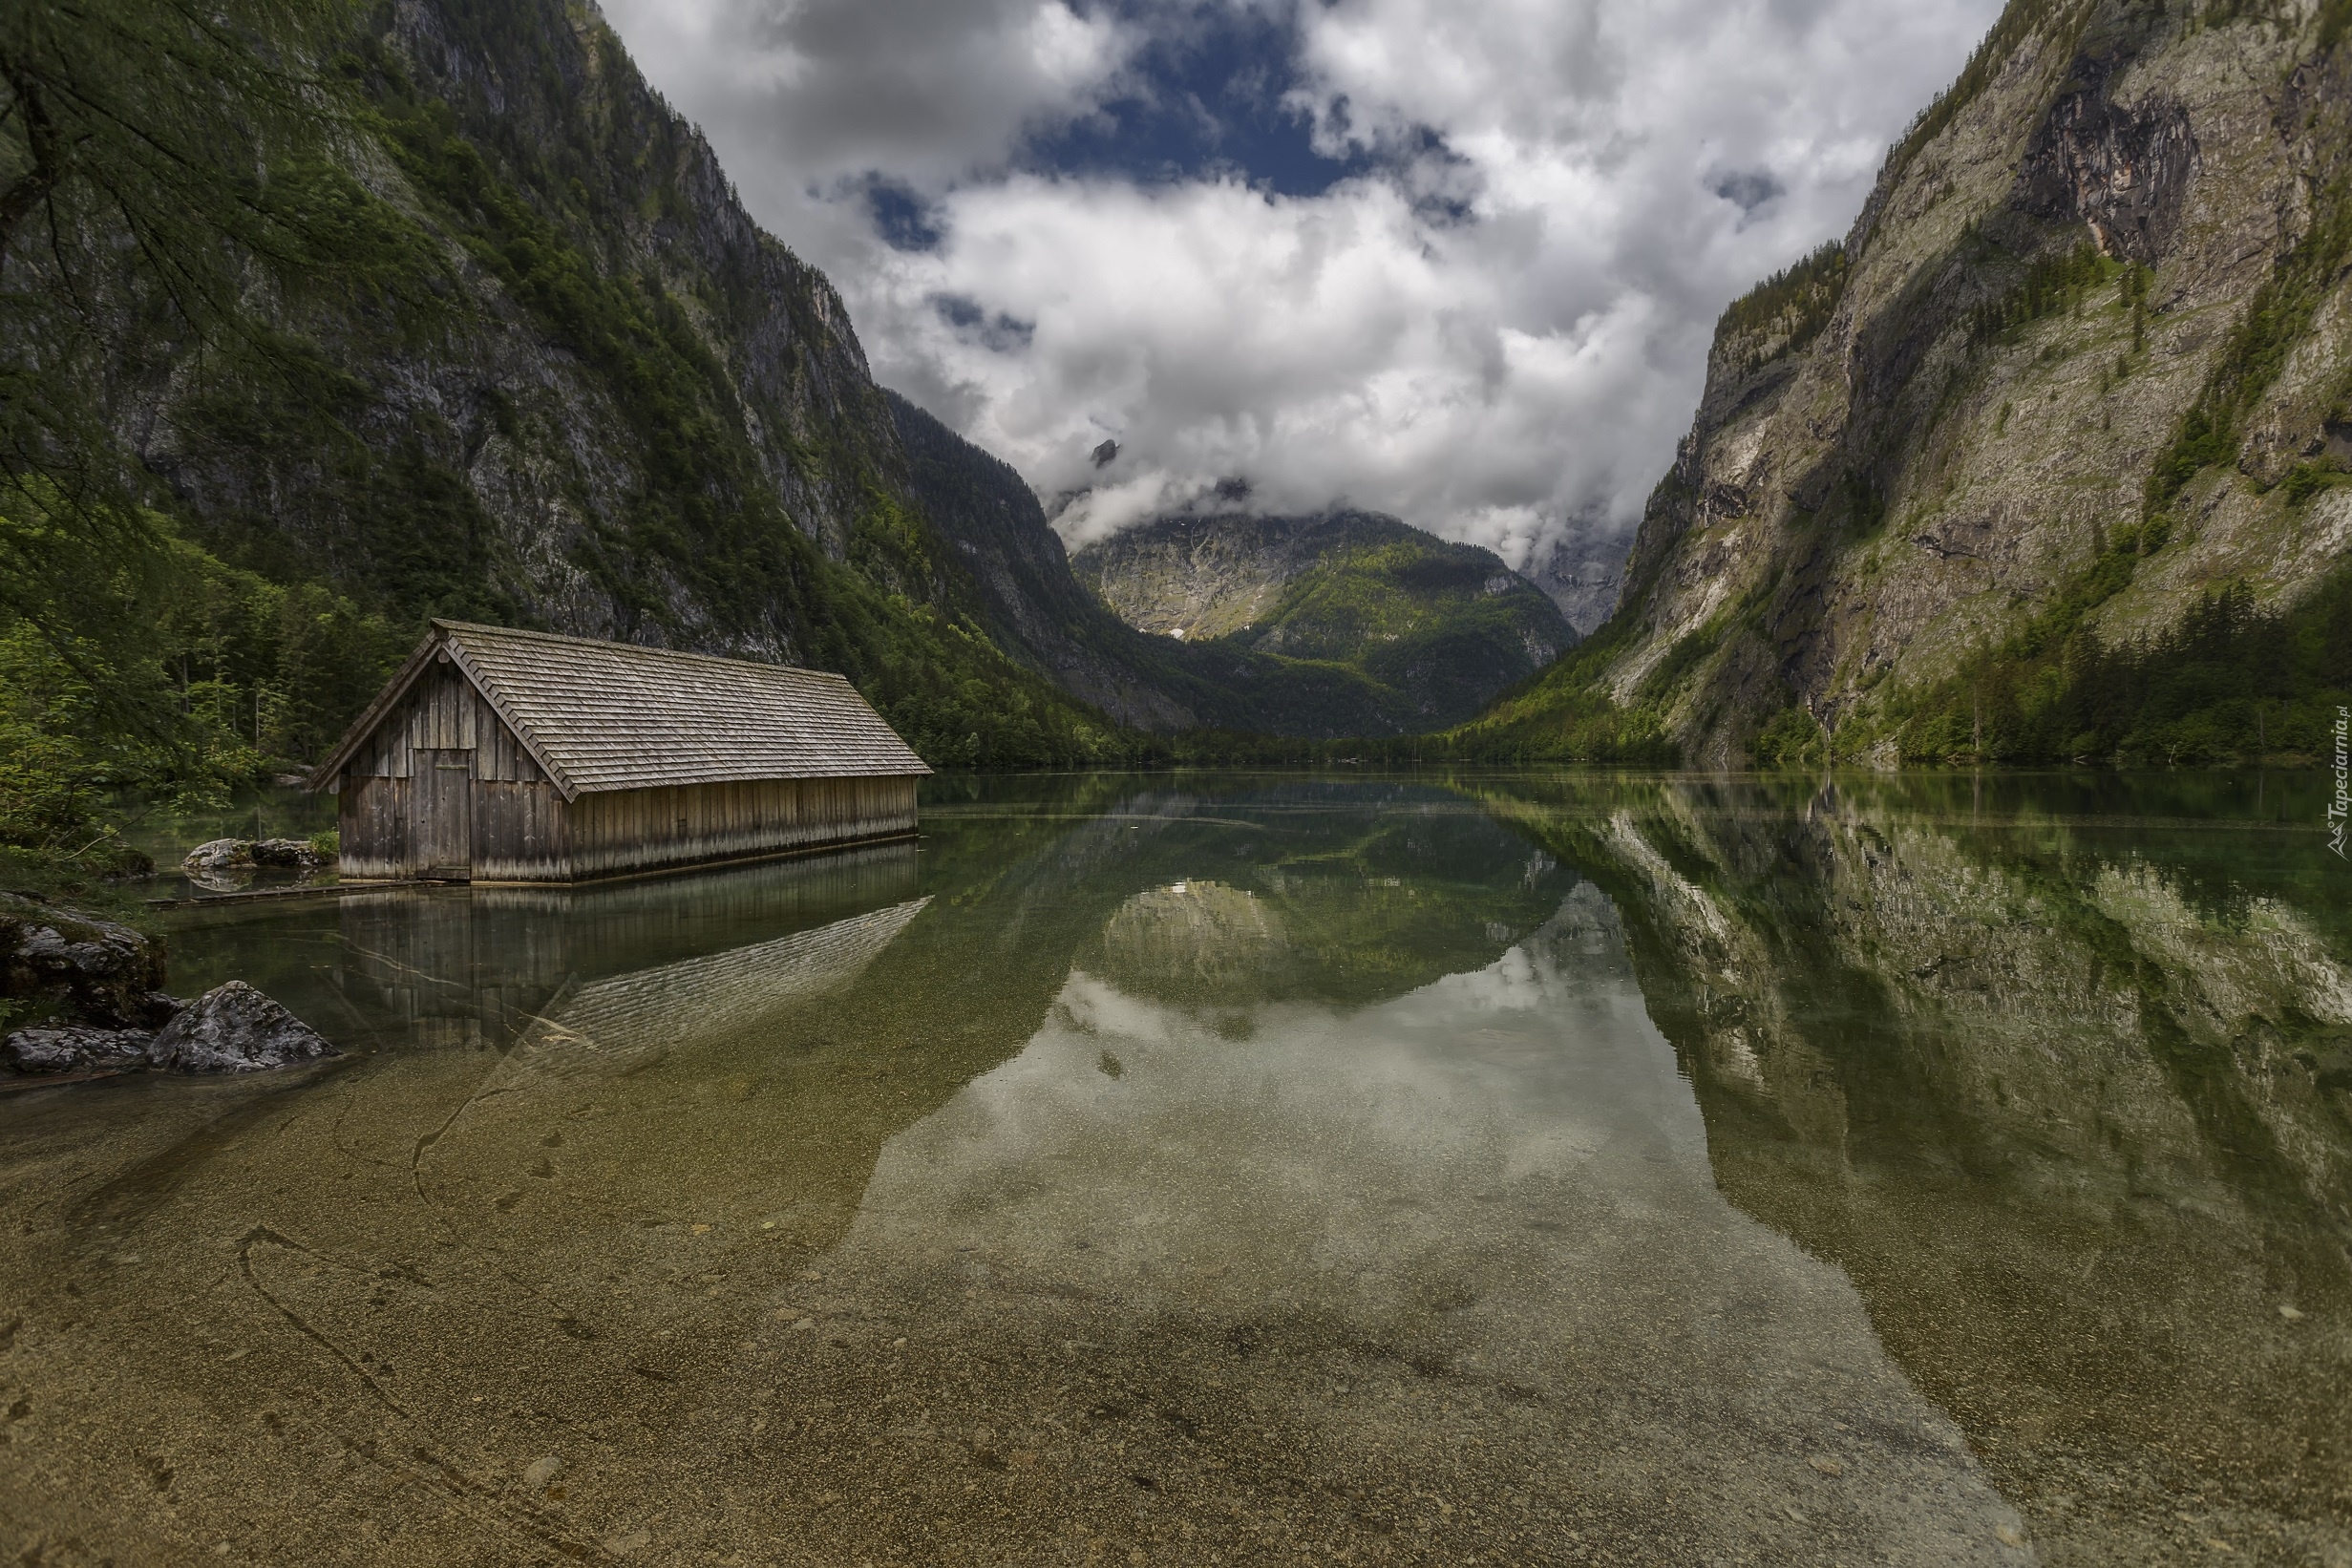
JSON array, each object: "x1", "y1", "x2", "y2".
[{"x1": 311, "y1": 621, "x2": 930, "y2": 800}]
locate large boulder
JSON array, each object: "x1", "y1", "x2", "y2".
[
  {"x1": 146, "y1": 982, "x2": 339, "y2": 1072},
  {"x1": 1, "y1": 1026, "x2": 159, "y2": 1076},
  {"x1": 0, "y1": 894, "x2": 174, "y2": 1028},
  {"x1": 182, "y1": 838, "x2": 254, "y2": 874},
  {"x1": 1, "y1": 897, "x2": 334, "y2": 1080}
]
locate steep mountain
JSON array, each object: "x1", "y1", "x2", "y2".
[
  {"x1": 889, "y1": 397, "x2": 1571, "y2": 735},
  {"x1": 1472, "y1": 0, "x2": 2352, "y2": 767},
  {"x1": 1072, "y1": 512, "x2": 1575, "y2": 731},
  {"x1": 7, "y1": 0, "x2": 1576, "y2": 774},
  {"x1": 884, "y1": 392, "x2": 1198, "y2": 731},
  {"x1": 7, "y1": 0, "x2": 1125, "y2": 771}
]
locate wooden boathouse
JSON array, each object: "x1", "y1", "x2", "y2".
[{"x1": 306, "y1": 621, "x2": 930, "y2": 883}]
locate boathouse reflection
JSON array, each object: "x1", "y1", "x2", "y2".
[{"x1": 329, "y1": 840, "x2": 923, "y2": 1052}]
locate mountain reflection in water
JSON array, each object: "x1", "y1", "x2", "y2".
[
  {"x1": 1480, "y1": 772, "x2": 2351, "y2": 1567},
  {"x1": 0, "y1": 773, "x2": 2341, "y2": 1567}
]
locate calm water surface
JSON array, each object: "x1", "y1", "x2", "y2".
[{"x1": 2, "y1": 773, "x2": 2345, "y2": 1566}]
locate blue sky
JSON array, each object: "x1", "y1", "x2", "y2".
[
  {"x1": 1019, "y1": 5, "x2": 1375, "y2": 197},
  {"x1": 852, "y1": 5, "x2": 1397, "y2": 254},
  {"x1": 598, "y1": 0, "x2": 2005, "y2": 580}
]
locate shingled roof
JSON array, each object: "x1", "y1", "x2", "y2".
[{"x1": 308, "y1": 621, "x2": 930, "y2": 798}]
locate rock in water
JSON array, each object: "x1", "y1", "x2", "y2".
[
  {"x1": 1, "y1": 894, "x2": 175, "y2": 1028},
  {"x1": 182, "y1": 839, "x2": 328, "y2": 888},
  {"x1": 2, "y1": 1027, "x2": 158, "y2": 1076},
  {"x1": 182, "y1": 838, "x2": 254, "y2": 874},
  {"x1": 147, "y1": 983, "x2": 339, "y2": 1072},
  {"x1": 251, "y1": 838, "x2": 331, "y2": 870}
]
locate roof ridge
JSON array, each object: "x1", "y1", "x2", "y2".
[
  {"x1": 306, "y1": 622, "x2": 930, "y2": 793},
  {"x1": 433, "y1": 620, "x2": 855, "y2": 683}
]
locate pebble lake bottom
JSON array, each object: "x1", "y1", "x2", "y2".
[{"x1": 1, "y1": 771, "x2": 2345, "y2": 1567}]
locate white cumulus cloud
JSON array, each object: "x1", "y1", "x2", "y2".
[{"x1": 596, "y1": 0, "x2": 2003, "y2": 572}]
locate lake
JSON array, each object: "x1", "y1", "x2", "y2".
[{"x1": 2, "y1": 772, "x2": 2345, "y2": 1566}]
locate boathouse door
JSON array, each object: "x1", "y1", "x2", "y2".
[{"x1": 416, "y1": 748, "x2": 475, "y2": 881}]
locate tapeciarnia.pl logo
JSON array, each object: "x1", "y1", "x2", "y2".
[{"x1": 2333, "y1": 705, "x2": 2349, "y2": 859}]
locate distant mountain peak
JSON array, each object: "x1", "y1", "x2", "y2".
[
  {"x1": 888, "y1": 398, "x2": 1575, "y2": 734},
  {"x1": 1072, "y1": 509, "x2": 1575, "y2": 727}
]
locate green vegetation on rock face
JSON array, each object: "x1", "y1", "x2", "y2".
[
  {"x1": 0, "y1": 0, "x2": 1144, "y2": 869},
  {"x1": 1424, "y1": 617, "x2": 1679, "y2": 764},
  {"x1": 1714, "y1": 242, "x2": 1850, "y2": 374},
  {"x1": 1963, "y1": 241, "x2": 2128, "y2": 348},
  {"x1": 891, "y1": 394, "x2": 1438, "y2": 740},
  {"x1": 1842, "y1": 563, "x2": 2352, "y2": 767},
  {"x1": 1882, "y1": 0, "x2": 2093, "y2": 188},
  {"x1": 1072, "y1": 512, "x2": 1574, "y2": 735},
  {"x1": 0, "y1": 0, "x2": 431, "y2": 867},
  {"x1": 2146, "y1": 171, "x2": 2352, "y2": 520},
  {"x1": 1465, "y1": 0, "x2": 2352, "y2": 771},
  {"x1": 894, "y1": 392, "x2": 1584, "y2": 742}
]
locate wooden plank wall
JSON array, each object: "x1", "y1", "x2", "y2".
[
  {"x1": 564, "y1": 775, "x2": 918, "y2": 880},
  {"x1": 339, "y1": 773, "x2": 413, "y2": 880},
  {"x1": 338, "y1": 664, "x2": 566, "y2": 881},
  {"x1": 343, "y1": 663, "x2": 547, "y2": 784}
]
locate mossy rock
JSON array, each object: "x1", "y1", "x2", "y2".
[{"x1": 0, "y1": 894, "x2": 175, "y2": 1033}]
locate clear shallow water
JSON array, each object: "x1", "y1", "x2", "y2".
[{"x1": 1, "y1": 773, "x2": 2345, "y2": 1566}]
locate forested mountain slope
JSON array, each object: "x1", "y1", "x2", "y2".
[
  {"x1": 0, "y1": 0, "x2": 1592, "y2": 837},
  {"x1": 885, "y1": 392, "x2": 1199, "y2": 732},
  {"x1": 1467, "y1": 0, "x2": 2352, "y2": 768},
  {"x1": 2, "y1": 0, "x2": 1126, "y2": 800}
]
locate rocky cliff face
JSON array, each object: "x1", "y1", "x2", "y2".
[
  {"x1": 146, "y1": 0, "x2": 918, "y2": 648},
  {"x1": 75, "y1": 0, "x2": 1573, "y2": 753},
  {"x1": 28, "y1": 0, "x2": 1130, "y2": 768},
  {"x1": 1520, "y1": 537, "x2": 1625, "y2": 640},
  {"x1": 1073, "y1": 512, "x2": 1575, "y2": 730},
  {"x1": 1575, "y1": 0, "x2": 2352, "y2": 766},
  {"x1": 886, "y1": 392, "x2": 1199, "y2": 731}
]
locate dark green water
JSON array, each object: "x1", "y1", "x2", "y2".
[{"x1": 2, "y1": 773, "x2": 2345, "y2": 1566}]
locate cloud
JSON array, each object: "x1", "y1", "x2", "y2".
[
  {"x1": 596, "y1": 0, "x2": 1131, "y2": 265},
  {"x1": 596, "y1": 0, "x2": 2003, "y2": 569}
]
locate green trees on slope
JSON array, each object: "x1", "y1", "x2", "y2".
[
  {"x1": 0, "y1": 495, "x2": 406, "y2": 867},
  {"x1": 0, "y1": 0, "x2": 1141, "y2": 874},
  {"x1": 0, "y1": 0, "x2": 386, "y2": 865},
  {"x1": 2147, "y1": 175, "x2": 2352, "y2": 521},
  {"x1": 1715, "y1": 242, "x2": 1850, "y2": 374},
  {"x1": 1877, "y1": 569, "x2": 2352, "y2": 768}
]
